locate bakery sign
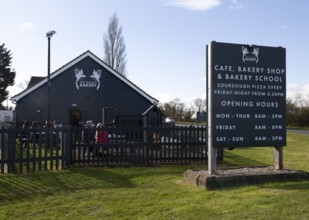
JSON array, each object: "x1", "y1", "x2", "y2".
[
  {"x1": 75, "y1": 68, "x2": 101, "y2": 90},
  {"x1": 207, "y1": 42, "x2": 286, "y2": 148}
]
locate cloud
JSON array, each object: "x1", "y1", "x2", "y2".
[
  {"x1": 156, "y1": 92, "x2": 172, "y2": 103},
  {"x1": 20, "y1": 21, "x2": 33, "y2": 30},
  {"x1": 303, "y1": 84, "x2": 309, "y2": 94},
  {"x1": 228, "y1": 0, "x2": 247, "y2": 10},
  {"x1": 163, "y1": 0, "x2": 222, "y2": 11},
  {"x1": 287, "y1": 83, "x2": 309, "y2": 99},
  {"x1": 287, "y1": 83, "x2": 299, "y2": 91}
]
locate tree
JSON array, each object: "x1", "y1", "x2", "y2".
[
  {"x1": 159, "y1": 98, "x2": 196, "y2": 122},
  {"x1": 17, "y1": 78, "x2": 30, "y2": 90},
  {"x1": 297, "y1": 107, "x2": 309, "y2": 127},
  {"x1": 0, "y1": 43, "x2": 16, "y2": 107},
  {"x1": 192, "y1": 97, "x2": 206, "y2": 113},
  {"x1": 295, "y1": 93, "x2": 309, "y2": 107},
  {"x1": 160, "y1": 98, "x2": 187, "y2": 121},
  {"x1": 286, "y1": 98, "x2": 298, "y2": 126},
  {"x1": 103, "y1": 13, "x2": 127, "y2": 76},
  {"x1": 183, "y1": 106, "x2": 194, "y2": 122}
]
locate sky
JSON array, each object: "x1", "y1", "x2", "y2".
[{"x1": 1, "y1": 0, "x2": 309, "y2": 108}]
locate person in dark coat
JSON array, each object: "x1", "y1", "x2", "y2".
[{"x1": 84, "y1": 120, "x2": 95, "y2": 157}]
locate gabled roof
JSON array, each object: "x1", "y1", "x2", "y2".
[
  {"x1": 27, "y1": 76, "x2": 45, "y2": 89},
  {"x1": 11, "y1": 50, "x2": 158, "y2": 104}
]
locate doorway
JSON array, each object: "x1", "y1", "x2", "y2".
[{"x1": 69, "y1": 108, "x2": 82, "y2": 127}]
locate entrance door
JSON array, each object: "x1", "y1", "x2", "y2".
[{"x1": 69, "y1": 108, "x2": 82, "y2": 127}]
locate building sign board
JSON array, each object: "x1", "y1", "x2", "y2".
[
  {"x1": 197, "y1": 111, "x2": 207, "y2": 122},
  {"x1": 207, "y1": 42, "x2": 286, "y2": 148}
]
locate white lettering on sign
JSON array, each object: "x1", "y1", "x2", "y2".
[
  {"x1": 216, "y1": 137, "x2": 226, "y2": 142},
  {"x1": 217, "y1": 83, "x2": 251, "y2": 89},
  {"x1": 221, "y1": 101, "x2": 254, "y2": 107},
  {"x1": 266, "y1": 68, "x2": 285, "y2": 74},
  {"x1": 232, "y1": 136, "x2": 244, "y2": 142},
  {"x1": 214, "y1": 90, "x2": 232, "y2": 95},
  {"x1": 216, "y1": 125, "x2": 236, "y2": 130},
  {"x1": 252, "y1": 84, "x2": 266, "y2": 89},
  {"x1": 225, "y1": 74, "x2": 252, "y2": 81},
  {"x1": 255, "y1": 75, "x2": 283, "y2": 82},
  {"x1": 216, "y1": 114, "x2": 230, "y2": 118},
  {"x1": 272, "y1": 114, "x2": 282, "y2": 119},
  {"x1": 80, "y1": 82, "x2": 97, "y2": 88},
  {"x1": 255, "y1": 114, "x2": 266, "y2": 119},
  {"x1": 234, "y1": 91, "x2": 250, "y2": 96},
  {"x1": 255, "y1": 136, "x2": 267, "y2": 141},
  {"x1": 255, "y1": 125, "x2": 266, "y2": 130},
  {"x1": 268, "y1": 85, "x2": 282, "y2": 90},
  {"x1": 252, "y1": 91, "x2": 266, "y2": 96},
  {"x1": 235, "y1": 114, "x2": 250, "y2": 119},
  {"x1": 214, "y1": 65, "x2": 234, "y2": 72},
  {"x1": 237, "y1": 66, "x2": 264, "y2": 73},
  {"x1": 256, "y1": 102, "x2": 279, "y2": 107},
  {"x1": 271, "y1": 125, "x2": 283, "y2": 130}
]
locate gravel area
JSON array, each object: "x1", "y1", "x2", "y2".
[
  {"x1": 186, "y1": 166, "x2": 301, "y2": 178},
  {"x1": 209, "y1": 166, "x2": 300, "y2": 176}
]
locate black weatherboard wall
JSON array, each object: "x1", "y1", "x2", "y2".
[{"x1": 12, "y1": 51, "x2": 158, "y2": 126}]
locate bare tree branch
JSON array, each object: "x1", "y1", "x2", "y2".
[{"x1": 192, "y1": 97, "x2": 206, "y2": 112}]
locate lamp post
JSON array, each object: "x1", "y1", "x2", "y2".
[{"x1": 46, "y1": 30, "x2": 56, "y2": 128}]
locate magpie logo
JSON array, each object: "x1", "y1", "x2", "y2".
[
  {"x1": 90, "y1": 69, "x2": 101, "y2": 90},
  {"x1": 242, "y1": 45, "x2": 259, "y2": 63},
  {"x1": 75, "y1": 69, "x2": 101, "y2": 90}
]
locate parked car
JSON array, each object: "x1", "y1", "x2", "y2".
[{"x1": 165, "y1": 117, "x2": 175, "y2": 126}]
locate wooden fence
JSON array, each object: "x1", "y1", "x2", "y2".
[{"x1": 0, "y1": 125, "x2": 222, "y2": 174}]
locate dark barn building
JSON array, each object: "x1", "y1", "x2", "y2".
[{"x1": 11, "y1": 51, "x2": 160, "y2": 127}]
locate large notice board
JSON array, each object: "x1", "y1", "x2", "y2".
[{"x1": 207, "y1": 42, "x2": 286, "y2": 148}]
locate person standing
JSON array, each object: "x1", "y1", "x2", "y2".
[
  {"x1": 84, "y1": 120, "x2": 95, "y2": 157},
  {"x1": 30, "y1": 120, "x2": 39, "y2": 147},
  {"x1": 95, "y1": 123, "x2": 103, "y2": 144},
  {"x1": 21, "y1": 120, "x2": 31, "y2": 148}
]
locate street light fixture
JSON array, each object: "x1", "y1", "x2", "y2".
[{"x1": 46, "y1": 30, "x2": 56, "y2": 128}]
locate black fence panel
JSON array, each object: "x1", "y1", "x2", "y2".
[
  {"x1": 70, "y1": 125, "x2": 210, "y2": 165},
  {"x1": 0, "y1": 127, "x2": 71, "y2": 174},
  {"x1": 0, "y1": 125, "x2": 223, "y2": 174},
  {"x1": 0, "y1": 127, "x2": 16, "y2": 174}
]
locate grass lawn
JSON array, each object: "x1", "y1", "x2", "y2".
[{"x1": 0, "y1": 132, "x2": 308, "y2": 219}]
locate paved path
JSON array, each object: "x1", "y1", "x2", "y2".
[{"x1": 287, "y1": 129, "x2": 309, "y2": 135}]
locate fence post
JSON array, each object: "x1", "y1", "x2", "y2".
[
  {"x1": 61, "y1": 127, "x2": 66, "y2": 169},
  {"x1": 64, "y1": 126, "x2": 73, "y2": 168},
  {"x1": 8, "y1": 127, "x2": 16, "y2": 173},
  {"x1": 0, "y1": 123, "x2": 14, "y2": 174},
  {"x1": 0, "y1": 127, "x2": 4, "y2": 174},
  {"x1": 143, "y1": 116, "x2": 148, "y2": 162}
]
